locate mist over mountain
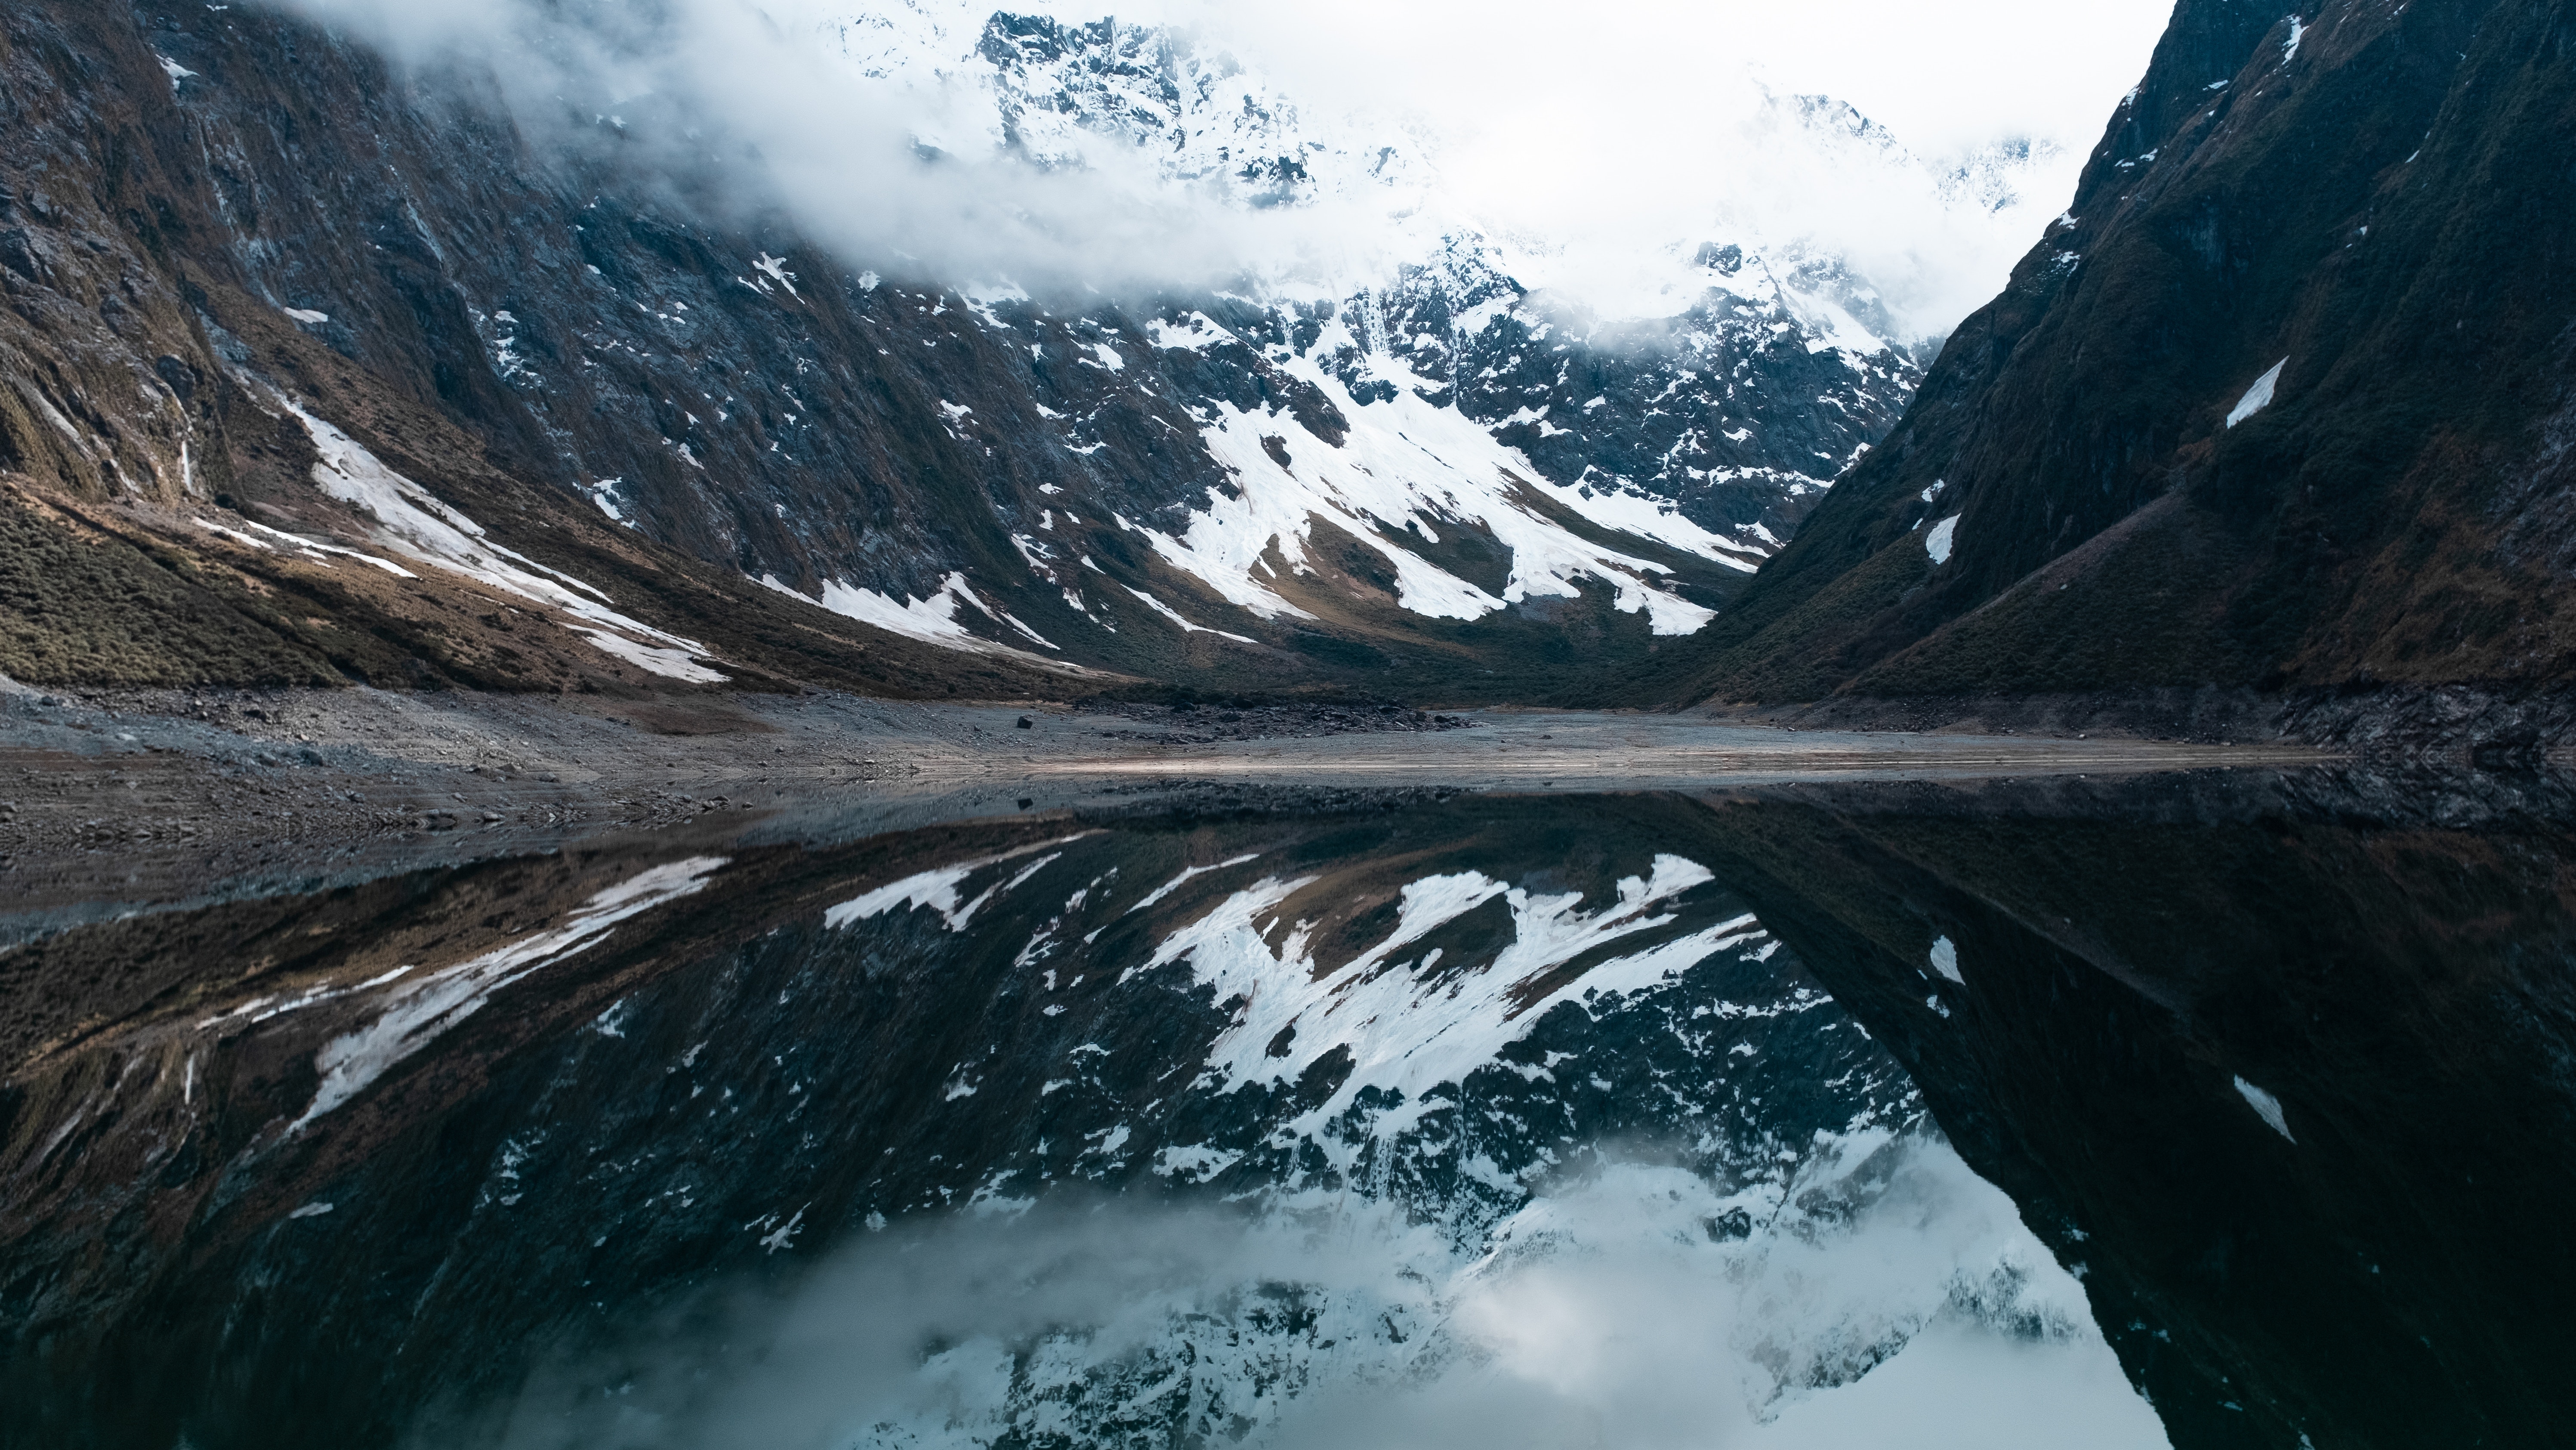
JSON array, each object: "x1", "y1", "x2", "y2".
[
  {"x1": 276, "y1": 0, "x2": 2108, "y2": 329},
  {"x1": 2, "y1": 0, "x2": 2134, "y2": 702}
]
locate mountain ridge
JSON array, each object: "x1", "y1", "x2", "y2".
[
  {"x1": 1644, "y1": 0, "x2": 2576, "y2": 724},
  {"x1": 0, "y1": 0, "x2": 2048, "y2": 704}
]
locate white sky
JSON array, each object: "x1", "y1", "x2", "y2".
[
  {"x1": 289, "y1": 0, "x2": 2179, "y2": 333},
  {"x1": 1139, "y1": 0, "x2": 2180, "y2": 329},
  {"x1": 1166, "y1": 0, "x2": 2177, "y2": 158}
]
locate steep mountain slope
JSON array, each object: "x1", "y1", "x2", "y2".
[
  {"x1": 0, "y1": 1, "x2": 1079, "y2": 700},
  {"x1": 1648, "y1": 0, "x2": 2576, "y2": 711},
  {"x1": 0, "y1": 1, "x2": 2018, "y2": 701}
]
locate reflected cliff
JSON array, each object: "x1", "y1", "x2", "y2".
[{"x1": 3, "y1": 776, "x2": 2571, "y2": 1449}]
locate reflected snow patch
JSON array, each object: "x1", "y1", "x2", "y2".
[
  {"x1": 292, "y1": 857, "x2": 729, "y2": 1132},
  {"x1": 826, "y1": 836, "x2": 1096, "y2": 933},
  {"x1": 1156, "y1": 855, "x2": 1761, "y2": 1147},
  {"x1": 2233, "y1": 1075, "x2": 2295, "y2": 1142}
]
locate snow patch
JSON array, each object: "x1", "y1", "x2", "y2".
[
  {"x1": 2227, "y1": 358, "x2": 2288, "y2": 428},
  {"x1": 1145, "y1": 313, "x2": 1236, "y2": 351},
  {"x1": 238, "y1": 518, "x2": 416, "y2": 576},
  {"x1": 1925, "y1": 515, "x2": 1959, "y2": 566},
  {"x1": 583, "y1": 478, "x2": 636, "y2": 526},
  {"x1": 1136, "y1": 359, "x2": 1720, "y2": 634},
  {"x1": 758, "y1": 571, "x2": 1077, "y2": 670},
  {"x1": 2233, "y1": 1076, "x2": 2295, "y2": 1142},
  {"x1": 752, "y1": 253, "x2": 801, "y2": 299},
  {"x1": 1123, "y1": 587, "x2": 1256, "y2": 643},
  {"x1": 281, "y1": 398, "x2": 725, "y2": 681}
]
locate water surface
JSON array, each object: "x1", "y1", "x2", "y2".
[{"x1": 5, "y1": 774, "x2": 2570, "y2": 1449}]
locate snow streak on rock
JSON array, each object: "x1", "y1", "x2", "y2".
[
  {"x1": 1135, "y1": 329, "x2": 1724, "y2": 634},
  {"x1": 279, "y1": 396, "x2": 729, "y2": 682}
]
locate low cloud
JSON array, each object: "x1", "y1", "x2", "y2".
[{"x1": 276, "y1": 0, "x2": 2174, "y2": 334}]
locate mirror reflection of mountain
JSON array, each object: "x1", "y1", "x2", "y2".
[{"x1": 5, "y1": 778, "x2": 2570, "y2": 1449}]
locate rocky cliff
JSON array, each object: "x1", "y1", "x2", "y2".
[{"x1": 1648, "y1": 0, "x2": 2576, "y2": 715}]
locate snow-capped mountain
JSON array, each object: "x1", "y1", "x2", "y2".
[
  {"x1": 0, "y1": 0, "x2": 2055, "y2": 702},
  {"x1": 685, "y1": 4, "x2": 2024, "y2": 680},
  {"x1": 816, "y1": 2, "x2": 1959, "y2": 509}
]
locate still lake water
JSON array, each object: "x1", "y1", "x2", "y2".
[{"x1": 5, "y1": 775, "x2": 2571, "y2": 1450}]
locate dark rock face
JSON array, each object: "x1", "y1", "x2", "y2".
[
  {"x1": 1652, "y1": 0, "x2": 2576, "y2": 708},
  {"x1": 0, "y1": 1, "x2": 1937, "y2": 701}
]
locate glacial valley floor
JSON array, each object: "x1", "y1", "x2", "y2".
[{"x1": 0, "y1": 684, "x2": 2331, "y2": 936}]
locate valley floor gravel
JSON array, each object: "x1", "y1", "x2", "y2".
[{"x1": 0, "y1": 683, "x2": 2335, "y2": 931}]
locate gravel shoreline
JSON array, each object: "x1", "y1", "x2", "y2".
[{"x1": 0, "y1": 683, "x2": 2331, "y2": 928}]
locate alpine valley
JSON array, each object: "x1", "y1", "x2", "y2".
[
  {"x1": 0, "y1": 0, "x2": 2049, "y2": 704},
  {"x1": 9, "y1": 3, "x2": 2576, "y2": 1450}
]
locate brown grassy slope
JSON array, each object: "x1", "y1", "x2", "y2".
[{"x1": 0, "y1": 3, "x2": 1100, "y2": 699}]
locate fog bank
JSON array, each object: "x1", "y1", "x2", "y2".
[{"x1": 278, "y1": 0, "x2": 2173, "y2": 335}]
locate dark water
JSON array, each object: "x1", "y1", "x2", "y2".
[{"x1": 4, "y1": 777, "x2": 2573, "y2": 1450}]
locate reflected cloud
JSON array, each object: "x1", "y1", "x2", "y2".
[{"x1": 472, "y1": 1142, "x2": 2163, "y2": 1450}]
